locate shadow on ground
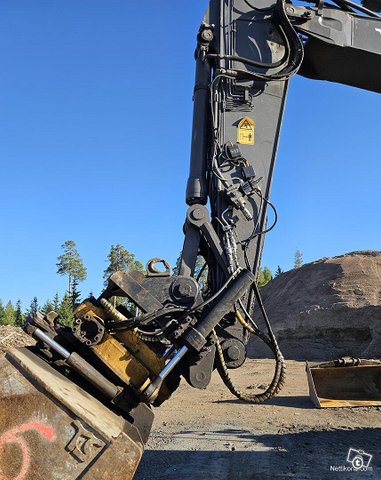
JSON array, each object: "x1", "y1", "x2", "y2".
[
  {"x1": 135, "y1": 428, "x2": 380, "y2": 480},
  {"x1": 214, "y1": 395, "x2": 314, "y2": 409}
]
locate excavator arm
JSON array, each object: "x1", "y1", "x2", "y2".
[{"x1": 1, "y1": 1, "x2": 380, "y2": 478}]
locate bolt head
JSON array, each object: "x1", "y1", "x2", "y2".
[
  {"x1": 227, "y1": 345, "x2": 240, "y2": 361},
  {"x1": 177, "y1": 283, "x2": 192, "y2": 296},
  {"x1": 192, "y1": 208, "x2": 204, "y2": 220},
  {"x1": 201, "y1": 29, "x2": 213, "y2": 42}
]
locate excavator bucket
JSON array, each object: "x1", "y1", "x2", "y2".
[
  {"x1": 306, "y1": 358, "x2": 381, "y2": 408},
  {"x1": 0, "y1": 347, "x2": 152, "y2": 480}
]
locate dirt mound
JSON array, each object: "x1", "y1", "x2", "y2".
[
  {"x1": 248, "y1": 251, "x2": 381, "y2": 360},
  {"x1": 0, "y1": 325, "x2": 35, "y2": 354}
]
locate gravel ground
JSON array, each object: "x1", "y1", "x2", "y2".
[
  {"x1": 135, "y1": 359, "x2": 381, "y2": 480},
  {"x1": 1, "y1": 327, "x2": 379, "y2": 479}
]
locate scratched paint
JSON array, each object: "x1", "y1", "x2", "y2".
[{"x1": 0, "y1": 422, "x2": 56, "y2": 480}]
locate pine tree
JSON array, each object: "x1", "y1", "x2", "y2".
[
  {"x1": 275, "y1": 265, "x2": 283, "y2": 277},
  {"x1": 103, "y1": 244, "x2": 144, "y2": 286},
  {"x1": 58, "y1": 294, "x2": 74, "y2": 326},
  {"x1": 28, "y1": 297, "x2": 39, "y2": 316},
  {"x1": 3, "y1": 301, "x2": 15, "y2": 325},
  {"x1": 42, "y1": 299, "x2": 54, "y2": 313},
  {"x1": 14, "y1": 300, "x2": 24, "y2": 327},
  {"x1": 294, "y1": 248, "x2": 303, "y2": 268},
  {"x1": 56, "y1": 240, "x2": 87, "y2": 297},
  {"x1": 0, "y1": 300, "x2": 5, "y2": 325},
  {"x1": 52, "y1": 293, "x2": 60, "y2": 311},
  {"x1": 71, "y1": 278, "x2": 82, "y2": 308},
  {"x1": 257, "y1": 266, "x2": 273, "y2": 288}
]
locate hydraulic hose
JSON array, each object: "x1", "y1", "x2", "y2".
[
  {"x1": 213, "y1": 315, "x2": 286, "y2": 403},
  {"x1": 213, "y1": 281, "x2": 286, "y2": 403}
]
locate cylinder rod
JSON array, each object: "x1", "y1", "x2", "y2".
[{"x1": 27, "y1": 325, "x2": 121, "y2": 400}]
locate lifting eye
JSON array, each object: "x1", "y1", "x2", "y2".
[{"x1": 146, "y1": 258, "x2": 171, "y2": 277}]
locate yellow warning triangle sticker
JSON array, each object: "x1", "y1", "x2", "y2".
[{"x1": 237, "y1": 117, "x2": 254, "y2": 145}]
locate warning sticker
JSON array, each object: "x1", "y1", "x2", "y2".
[{"x1": 237, "y1": 117, "x2": 255, "y2": 145}]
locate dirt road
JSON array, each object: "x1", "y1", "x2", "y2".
[{"x1": 135, "y1": 359, "x2": 381, "y2": 480}]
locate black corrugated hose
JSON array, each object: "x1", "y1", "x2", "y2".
[{"x1": 213, "y1": 281, "x2": 286, "y2": 403}]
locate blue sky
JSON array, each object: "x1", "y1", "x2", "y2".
[{"x1": 0, "y1": 0, "x2": 380, "y2": 308}]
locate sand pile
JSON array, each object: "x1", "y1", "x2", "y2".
[{"x1": 248, "y1": 251, "x2": 381, "y2": 360}]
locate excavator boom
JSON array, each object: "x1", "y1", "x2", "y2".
[{"x1": 1, "y1": 1, "x2": 380, "y2": 478}]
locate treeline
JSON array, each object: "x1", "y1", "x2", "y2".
[
  {"x1": 0, "y1": 294, "x2": 80, "y2": 327},
  {"x1": 0, "y1": 299, "x2": 24, "y2": 326},
  {"x1": 257, "y1": 247, "x2": 304, "y2": 287},
  {"x1": 0, "y1": 243, "x2": 304, "y2": 327},
  {"x1": 0, "y1": 241, "x2": 144, "y2": 327}
]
